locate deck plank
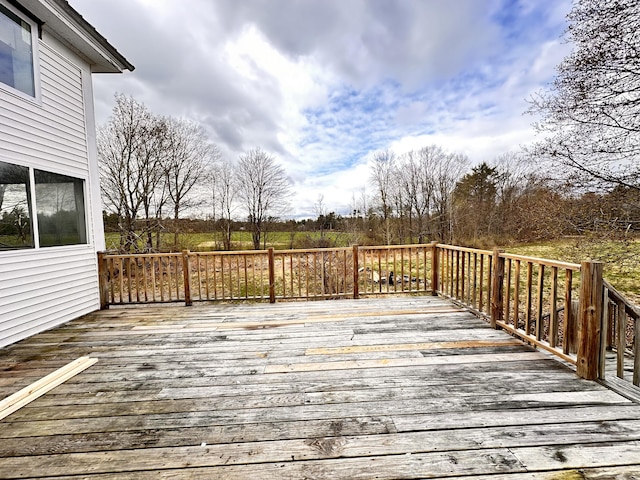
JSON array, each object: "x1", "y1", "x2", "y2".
[{"x1": 1, "y1": 296, "x2": 640, "y2": 479}]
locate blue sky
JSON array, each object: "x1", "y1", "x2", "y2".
[{"x1": 70, "y1": 0, "x2": 573, "y2": 218}]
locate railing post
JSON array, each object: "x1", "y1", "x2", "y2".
[
  {"x1": 268, "y1": 247, "x2": 276, "y2": 303},
  {"x1": 182, "y1": 250, "x2": 192, "y2": 306},
  {"x1": 567, "y1": 299, "x2": 580, "y2": 354},
  {"x1": 490, "y1": 248, "x2": 505, "y2": 329},
  {"x1": 352, "y1": 244, "x2": 359, "y2": 299},
  {"x1": 577, "y1": 261, "x2": 603, "y2": 380},
  {"x1": 430, "y1": 241, "x2": 439, "y2": 296},
  {"x1": 97, "y1": 252, "x2": 109, "y2": 310}
]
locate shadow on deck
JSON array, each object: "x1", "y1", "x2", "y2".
[{"x1": 1, "y1": 296, "x2": 640, "y2": 479}]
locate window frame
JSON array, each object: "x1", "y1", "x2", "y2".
[
  {"x1": 0, "y1": 159, "x2": 34, "y2": 250},
  {"x1": 0, "y1": 159, "x2": 90, "y2": 253},
  {"x1": 0, "y1": 0, "x2": 41, "y2": 102},
  {"x1": 34, "y1": 168, "x2": 88, "y2": 248}
]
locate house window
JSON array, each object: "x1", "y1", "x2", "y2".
[
  {"x1": 35, "y1": 170, "x2": 86, "y2": 247},
  {"x1": 0, "y1": 160, "x2": 33, "y2": 249},
  {"x1": 0, "y1": 160, "x2": 87, "y2": 251},
  {"x1": 0, "y1": 2, "x2": 36, "y2": 97}
]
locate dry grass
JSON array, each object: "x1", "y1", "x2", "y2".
[{"x1": 505, "y1": 237, "x2": 640, "y2": 305}]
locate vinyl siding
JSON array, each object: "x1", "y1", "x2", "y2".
[
  {"x1": 0, "y1": 39, "x2": 101, "y2": 349},
  {"x1": 0, "y1": 42, "x2": 88, "y2": 177}
]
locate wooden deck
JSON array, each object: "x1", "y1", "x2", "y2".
[{"x1": 1, "y1": 296, "x2": 640, "y2": 479}]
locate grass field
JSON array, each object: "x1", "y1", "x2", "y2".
[
  {"x1": 104, "y1": 230, "x2": 349, "y2": 252},
  {"x1": 504, "y1": 237, "x2": 640, "y2": 304}
]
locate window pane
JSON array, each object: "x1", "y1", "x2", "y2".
[
  {"x1": 35, "y1": 170, "x2": 86, "y2": 247},
  {"x1": 0, "y1": 4, "x2": 35, "y2": 97},
  {"x1": 0, "y1": 160, "x2": 33, "y2": 250}
]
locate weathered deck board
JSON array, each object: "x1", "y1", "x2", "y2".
[{"x1": 1, "y1": 296, "x2": 640, "y2": 479}]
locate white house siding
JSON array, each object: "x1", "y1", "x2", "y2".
[
  {"x1": 0, "y1": 39, "x2": 102, "y2": 349},
  {"x1": 0, "y1": 42, "x2": 89, "y2": 177}
]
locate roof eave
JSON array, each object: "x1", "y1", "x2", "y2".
[{"x1": 19, "y1": 0, "x2": 134, "y2": 73}]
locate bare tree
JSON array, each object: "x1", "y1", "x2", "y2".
[
  {"x1": 98, "y1": 94, "x2": 168, "y2": 252},
  {"x1": 164, "y1": 118, "x2": 218, "y2": 247},
  {"x1": 430, "y1": 151, "x2": 468, "y2": 243},
  {"x1": 235, "y1": 148, "x2": 291, "y2": 250},
  {"x1": 529, "y1": 0, "x2": 640, "y2": 191},
  {"x1": 370, "y1": 150, "x2": 396, "y2": 244},
  {"x1": 99, "y1": 94, "x2": 218, "y2": 252},
  {"x1": 211, "y1": 157, "x2": 237, "y2": 250},
  {"x1": 383, "y1": 145, "x2": 467, "y2": 244},
  {"x1": 314, "y1": 194, "x2": 327, "y2": 241},
  {"x1": 399, "y1": 147, "x2": 447, "y2": 243}
]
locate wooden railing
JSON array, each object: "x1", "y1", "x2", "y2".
[
  {"x1": 436, "y1": 246, "x2": 584, "y2": 367},
  {"x1": 98, "y1": 252, "x2": 188, "y2": 305},
  {"x1": 435, "y1": 245, "x2": 494, "y2": 317},
  {"x1": 603, "y1": 281, "x2": 640, "y2": 386},
  {"x1": 357, "y1": 244, "x2": 433, "y2": 296},
  {"x1": 98, "y1": 244, "x2": 437, "y2": 307},
  {"x1": 97, "y1": 243, "x2": 637, "y2": 383}
]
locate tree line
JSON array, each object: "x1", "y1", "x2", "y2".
[
  {"x1": 98, "y1": 94, "x2": 291, "y2": 252},
  {"x1": 363, "y1": 149, "x2": 639, "y2": 248},
  {"x1": 99, "y1": 0, "x2": 640, "y2": 252}
]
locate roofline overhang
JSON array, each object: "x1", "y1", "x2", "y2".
[{"x1": 15, "y1": 0, "x2": 134, "y2": 73}]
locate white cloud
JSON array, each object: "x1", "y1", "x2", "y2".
[{"x1": 69, "y1": 0, "x2": 573, "y2": 219}]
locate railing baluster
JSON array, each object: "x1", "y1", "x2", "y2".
[
  {"x1": 478, "y1": 254, "x2": 484, "y2": 312},
  {"x1": 261, "y1": 254, "x2": 266, "y2": 299},
  {"x1": 486, "y1": 254, "x2": 492, "y2": 317},
  {"x1": 141, "y1": 256, "x2": 148, "y2": 302},
  {"x1": 159, "y1": 258, "x2": 165, "y2": 302},
  {"x1": 268, "y1": 248, "x2": 275, "y2": 303},
  {"x1": 220, "y1": 256, "x2": 225, "y2": 299},
  {"x1": 472, "y1": 252, "x2": 477, "y2": 308},
  {"x1": 175, "y1": 255, "x2": 180, "y2": 300},
  {"x1": 617, "y1": 300, "x2": 627, "y2": 379},
  {"x1": 600, "y1": 290, "x2": 609, "y2": 380},
  {"x1": 461, "y1": 251, "x2": 466, "y2": 301},
  {"x1": 231, "y1": 254, "x2": 235, "y2": 298},
  {"x1": 182, "y1": 250, "x2": 192, "y2": 306},
  {"x1": 212, "y1": 255, "x2": 218, "y2": 300},
  {"x1": 525, "y1": 262, "x2": 533, "y2": 335},
  {"x1": 536, "y1": 264, "x2": 545, "y2": 341},
  {"x1": 467, "y1": 252, "x2": 472, "y2": 304},
  {"x1": 374, "y1": 249, "x2": 380, "y2": 294},
  {"x1": 514, "y1": 260, "x2": 520, "y2": 330},
  {"x1": 449, "y1": 249, "x2": 454, "y2": 298},
  {"x1": 296, "y1": 254, "x2": 302, "y2": 298},
  {"x1": 505, "y1": 258, "x2": 512, "y2": 327},
  {"x1": 194, "y1": 254, "x2": 200, "y2": 301},
  {"x1": 304, "y1": 253, "x2": 309, "y2": 298},
  {"x1": 343, "y1": 249, "x2": 348, "y2": 295},
  {"x1": 108, "y1": 257, "x2": 115, "y2": 304},
  {"x1": 634, "y1": 316, "x2": 640, "y2": 386},
  {"x1": 400, "y1": 248, "x2": 405, "y2": 292},
  {"x1": 550, "y1": 266, "x2": 558, "y2": 347},
  {"x1": 455, "y1": 250, "x2": 460, "y2": 299},
  {"x1": 134, "y1": 258, "x2": 140, "y2": 303},
  {"x1": 171, "y1": 256, "x2": 176, "y2": 301},
  {"x1": 126, "y1": 258, "x2": 132, "y2": 303},
  {"x1": 563, "y1": 269, "x2": 573, "y2": 355},
  {"x1": 276, "y1": 253, "x2": 287, "y2": 298},
  {"x1": 290, "y1": 253, "x2": 294, "y2": 299},
  {"x1": 204, "y1": 255, "x2": 210, "y2": 300}
]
